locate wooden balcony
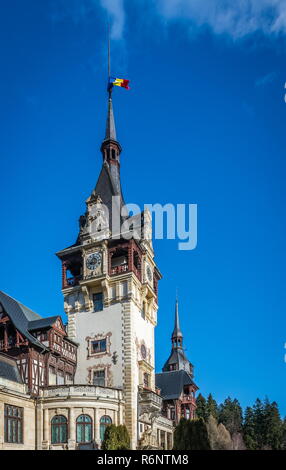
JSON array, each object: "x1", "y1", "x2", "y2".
[
  {"x1": 110, "y1": 263, "x2": 142, "y2": 282},
  {"x1": 64, "y1": 275, "x2": 82, "y2": 288},
  {"x1": 110, "y1": 263, "x2": 129, "y2": 275}
]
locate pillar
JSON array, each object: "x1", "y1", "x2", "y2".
[
  {"x1": 94, "y1": 408, "x2": 100, "y2": 447},
  {"x1": 68, "y1": 408, "x2": 76, "y2": 450},
  {"x1": 42, "y1": 408, "x2": 49, "y2": 450}
]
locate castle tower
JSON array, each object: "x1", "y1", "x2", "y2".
[
  {"x1": 56, "y1": 89, "x2": 162, "y2": 448},
  {"x1": 156, "y1": 299, "x2": 199, "y2": 424}
]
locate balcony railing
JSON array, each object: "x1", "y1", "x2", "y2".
[
  {"x1": 139, "y1": 388, "x2": 162, "y2": 412},
  {"x1": 110, "y1": 263, "x2": 129, "y2": 275},
  {"x1": 110, "y1": 263, "x2": 142, "y2": 282},
  {"x1": 65, "y1": 275, "x2": 82, "y2": 287}
]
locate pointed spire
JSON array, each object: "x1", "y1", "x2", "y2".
[
  {"x1": 172, "y1": 296, "x2": 183, "y2": 341},
  {"x1": 105, "y1": 93, "x2": 117, "y2": 142}
]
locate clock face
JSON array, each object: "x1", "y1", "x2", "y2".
[
  {"x1": 141, "y1": 344, "x2": 147, "y2": 359},
  {"x1": 146, "y1": 265, "x2": 152, "y2": 282},
  {"x1": 86, "y1": 252, "x2": 101, "y2": 271}
]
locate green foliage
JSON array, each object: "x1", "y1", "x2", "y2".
[
  {"x1": 174, "y1": 418, "x2": 211, "y2": 450},
  {"x1": 219, "y1": 397, "x2": 243, "y2": 435},
  {"x1": 101, "y1": 424, "x2": 131, "y2": 450},
  {"x1": 206, "y1": 394, "x2": 219, "y2": 420},
  {"x1": 196, "y1": 394, "x2": 208, "y2": 421},
  {"x1": 243, "y1": 398, "x2": 284, "y2": 450}
]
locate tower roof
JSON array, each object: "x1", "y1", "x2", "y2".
[
  {"x1": 172, "y1": 298, "x2": 183, "y2": 339},
  {"x1": 104, "y1": 93, "x2": 117, "y2": 142},
  {"x1": 162, "y1": 297, "x2": 194, "y2": 376}
]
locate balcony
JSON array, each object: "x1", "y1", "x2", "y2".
[
  {"x1": 139, "y1": 388, "x2": 162, "y2": 414},
  {"x1": 182, "y1": 395, "x2": 196, "y2": 406},
  {"x1": 64, "y1": 275, "x2": 82, "y2": 288},
  {"x1": 42, "y1": 385, "x2": 123, "y2": 401},
  {"x1": 110, "y1": 263, "x2": 129, "y2": 275}
]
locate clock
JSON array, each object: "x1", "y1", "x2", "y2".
[
  {"x1": 146, "y1": 265, "x2": 152, "y2": 282},
  {"x1": 86, "y1": 252, "x2": 102, "y2": 271}
]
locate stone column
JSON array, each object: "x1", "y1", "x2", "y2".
[
  {"x1": 42, "y1": 408, "x2": 49, "y2": 450},
  {"x1": 68, "y1": 408, "x2": 76, "y2": 450},
  {"x1": 94, "y1": 408, "x2": 100, "y2": 447},
  {"x1": 164, "y1": 431, "x2": 168, "y2": 451}
]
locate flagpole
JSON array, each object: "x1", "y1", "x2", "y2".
[{"x1": 108, "y1": 20, "x2": 112, "y2": 99}]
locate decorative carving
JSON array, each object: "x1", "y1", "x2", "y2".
[
  {"x1": 86, "y1": 332, "x2": 112, "y2": 359},
  {"x1": 86, "y1": 364, "x2": 112, "y2": 387}
]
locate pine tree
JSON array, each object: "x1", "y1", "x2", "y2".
[
  {"x1": 263, "y1": 400, "x2": 283, "y2": 450},
  {"x1": 196, "y1": 394, "x2": 208, "y2": 421},
  {"x1": 219, "y1": 397, "x2": 243, "y2": 436},
  {"x1": 206, "y1": 394, "x2": 219, "y2": 420},
  {"x1": 243, "y1": 406, "x2": 257, "y2": 449},
  {"x1": 253, "y1": 398, "x2": 266, "y2": 449}
]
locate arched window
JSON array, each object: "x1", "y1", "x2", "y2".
[
  {"x1": 51, "y1": 415, "x2": 68, "y2": 444},
  {"x1": 76, "y1": 415, "x2": 92, "y2": 443},
  {"x1": 100, "y1": 415, "x2": 112, "y2": 441}
]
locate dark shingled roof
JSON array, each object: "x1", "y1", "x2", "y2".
[
  {"x1": 162, "y1": 348, "x2": 193, "y2": 374},
  {"x1": 0, "y1": 291, "x2": 53, "y2": 351},
  {"x1": 0, "y1": 354, "x2": 23, "y2": 384},
  {"x1": 28, "y1": 316, "x2": 58, "y2": 331},
  {"x1": 155, "y1": 370, "x2": 198, "y2": 400}
]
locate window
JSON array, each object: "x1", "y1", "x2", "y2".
[
  {"x1": 4, "y1": 405, "x2": 23, "y2": 444},
  {"x1": 93, "y1": 293, "x2": 103, "y2": 312},
  {"x1": 66, "y1": 373, "x2": 73, "y2": 384},
  {"x1": 57, "y1": 369, "x2": 64, "y2": 385},
  {"x1": 49, "y1": 366, "x2": 57, "y2": 385},
  {"x1": 141, "y1": 302, "x2": 146, "y2": 320},
  {"x1": 143, "y1": 372, "x2": 150, "y2": 388},
  {"x1": 51, "y1": 415, "x2": 67, "y2": 444},
  {"x1": 93, "y1": 369, "x2": 105, "y2": 386},
  {"x1": 76, "y1": 415, "x2": 92, "y2": 443},
  {"x1": 91, "y1": 339, "x2": 107, "y2": 354},
  {"x1": 100, "y1": 415, "x2": 112, "y2": 441}
]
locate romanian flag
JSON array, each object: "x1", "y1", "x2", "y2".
[{"x1": 109, "y1": 77, "x2": 130, "y2": 90}]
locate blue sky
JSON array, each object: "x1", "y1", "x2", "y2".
[{"x1": 0, "y1": 1, "x2": 286, "y2": 415}]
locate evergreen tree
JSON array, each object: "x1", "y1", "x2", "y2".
[
  {"x1": 206, "y1": 394, "x2": 219, "y2": 420},
  {"x1": 116, "y1": 425, "x2": 131, "y2": 450},
  {"x1": 101, "y1": 424, "x2": 118, "y2": 450},
  {"x1": 243, "y1": 406, "x2": 257, "y2": 450},
  {"x1": 281, "y1": 418, "x2": 286, "y2": 450},
  {"x1": 174, "y1": 418, "x2": 211, "y2": 450},
  {"x1": 219, "y1": 397, "x2": 243, "y2": 435},
  {"x1": 189, "y1": 419, "x2": 211, "y2": 450},
  {"x1": 196, "y1": 394, "x2": 208, "y2": 421},
  {"x1": 253, "y1": 398, "x2": 267, "y2": 449},
  {"x1": 173, "y1": 418, "x2": 189, "y2": 450},
  {"x1": 263, "y1": 400, "x2": 283, "y2": 450},
  {"x1": 101, "y1": 424, "x2": 131, "y2": 450}
]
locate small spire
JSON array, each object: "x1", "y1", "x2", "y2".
[
  {"x1": 172, "y1": 296, "x2": 183, "y2": 342},
  {"x1": 105, "y1": 94, "x2": 117, "y2": 142}
]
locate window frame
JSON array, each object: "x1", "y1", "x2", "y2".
[
  {"x1": 76, "y1": 414, "x2": 93, "y2": 444},
  {"x1": 100, "y1": 415, "x2": 112, "y2": 441},
  {"x1": 51, "y1": 415, "x2": 68, "y2": 445},
  {"x1": 4, "y1": 404, "x2": 23, "y2": 444},
  {"x1": 93, "y1": 369, "x2": 106, "y2": 387},
  {"x1": 93, "y1": 292, "x2": 103, "y2": 312}
]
